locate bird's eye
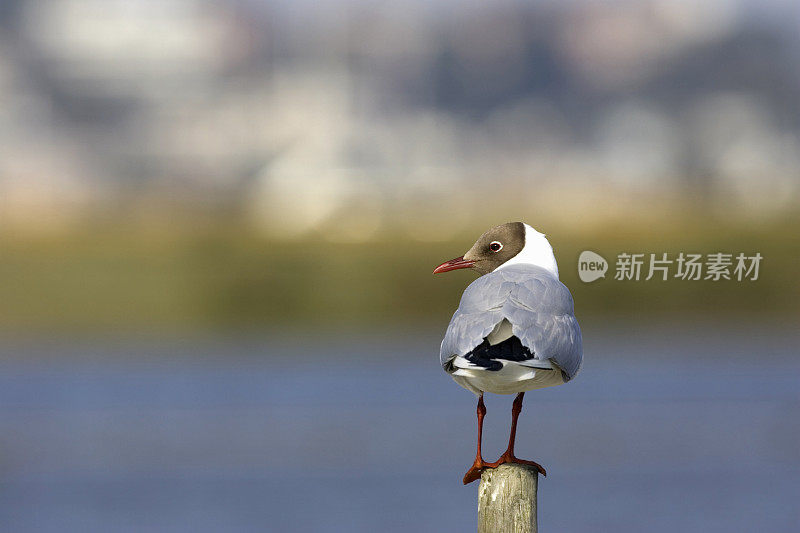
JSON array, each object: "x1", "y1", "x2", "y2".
[{"x1": 489, "y1": 241, "x2": 503, "y2": 252}]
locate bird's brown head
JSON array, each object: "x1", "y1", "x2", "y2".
[{"x1": 433, "y1": 222, "x2": 526, "y2": 276}]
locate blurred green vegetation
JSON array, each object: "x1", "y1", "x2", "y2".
[{"x1": 0, "y1": 214, "x2": 798, "y2": 336}]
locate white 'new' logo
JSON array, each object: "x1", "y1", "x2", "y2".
[{"x1": 578, "y1": 251, "x2": 608, "y2": 282}]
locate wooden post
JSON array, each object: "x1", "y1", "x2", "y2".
[{"x1": 478, "y1": 464, "x2": 538, "y2": 533}]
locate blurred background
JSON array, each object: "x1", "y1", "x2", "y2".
[{"x1": 0, "y1": 0, "x2": 798, "y2": 531}]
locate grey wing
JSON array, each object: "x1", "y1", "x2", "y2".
[
  {"x1": 439, "y1": 265, "x2": 583, "y2": 380},
  {"x1": 504, "y1": 269, "x2": 583, "y2": 380},
  {"x1": 439, "y1": 274, "x2": 506, "y2": 367}
]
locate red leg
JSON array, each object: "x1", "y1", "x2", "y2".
[
  {"x1": 483, "y1": 392, "x2": 547, "y2": 476},
  {"x1": 507, "y1": 391, "x2": 523, "y2": 456},
  {"x1": 462, "y1": 393, "x2": 487, "y2": 484}
]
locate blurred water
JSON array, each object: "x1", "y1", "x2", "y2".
[{"x1": 0, "y1": 326, "x2": 798, "y2": 532}]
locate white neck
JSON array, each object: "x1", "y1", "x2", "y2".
[{"x1": 495, "y1": 224, "x2": 559, "y2": 277}]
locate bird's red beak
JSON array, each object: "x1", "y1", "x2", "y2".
[{"x1": 433, "y1": 256, "x2": 475, "y2": 274}]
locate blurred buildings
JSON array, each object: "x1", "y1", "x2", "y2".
[{"x1": 0, "y1": 0, "x2": 798, "y2": 237}]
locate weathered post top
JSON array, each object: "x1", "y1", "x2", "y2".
[{"x1": 477, "y1": 464, "x2": 538, "y2": 533}]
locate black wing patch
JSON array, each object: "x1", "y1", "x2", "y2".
[{"x1": 463, "y1": 336, "x2": 534, "y2": 371}]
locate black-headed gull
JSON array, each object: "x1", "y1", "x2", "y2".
[{"x1": 434, "y1": 222, "x2": 583, "y2": 484}]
